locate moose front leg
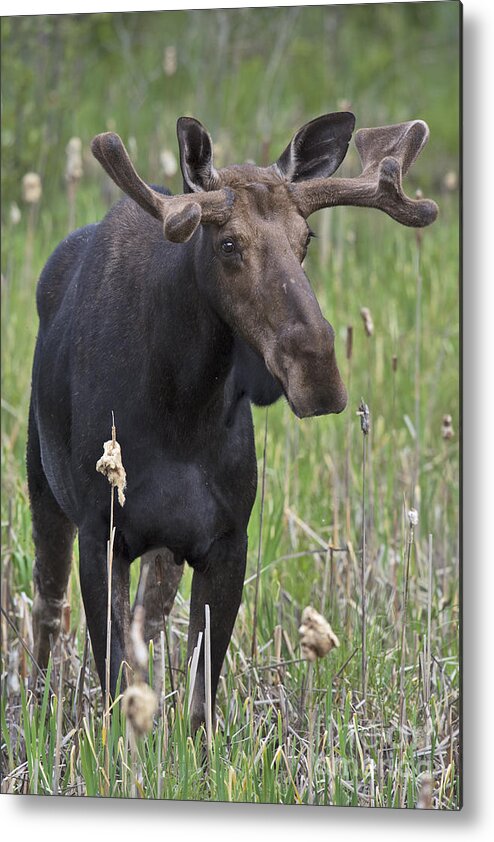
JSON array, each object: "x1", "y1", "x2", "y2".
[
  {"x1": 187, "y1": 534, "x2": 247, "y2": 734},
  {"x1": 78, "y1": 529, "x2": 131, "y2": 698}
]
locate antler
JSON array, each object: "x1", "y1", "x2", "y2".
[
  {"x1": 289, "y1": 120, "x2": 438, "y2": 228},
  {"x1": 91, "y1": 132, "x2": 234, "y2": 242}
]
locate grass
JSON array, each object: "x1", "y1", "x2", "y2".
[{"x1": 1, "y1": 5, "x2": 460, "y2": 808}]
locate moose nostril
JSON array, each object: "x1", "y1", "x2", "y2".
[{"x1": 279, "y1": 320, "x2": 335, "y2": 359}]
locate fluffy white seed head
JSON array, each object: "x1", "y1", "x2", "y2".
[{"x1": 22, "y1": 172, "x2": 42, "y2": 204}]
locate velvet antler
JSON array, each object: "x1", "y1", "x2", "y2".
[
  {"x1": 289, "y1": 119, "x2": 438, "y2": 228},
  {"x1": 91, "y1": 132, "x2": 234, "y2": 242}
]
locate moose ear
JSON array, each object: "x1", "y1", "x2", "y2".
[
  {"x1": 177, "y1": 116, "x2": 219, "y2": 193},
  {"x1": 274, "y1": 112, "x2": 356, "y2": 182}
]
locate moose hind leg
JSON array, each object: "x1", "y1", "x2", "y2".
[
  {"x1": 133, "y1": 549, "x2": 184, "y2": 643},
  {"x1": 27, "y1": 410, "x2": 76, "y2": 671}
]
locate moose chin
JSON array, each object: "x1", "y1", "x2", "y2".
[{"x1": 28, "y1": 111, "x2": 437, "y2": 733}]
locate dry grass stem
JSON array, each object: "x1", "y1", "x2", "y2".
[
  {"x1": 204, "y1": 604, "x2": 213, "y2": 750},
  {"x1": 357, "y1": 399, "x2": 370, "y2": 705},
  {"x1": 251, "y1": 407, "x2": 269, "y2": 661},
  {"x1": 188, "y1": 630, "x2": 203, "y2": 716},
  {"x1": 129, "y1": 604, "x2": 149, "y2": 674},
  {"x1": 399, "y1": 509, "x2": 418, "y2": 770}
]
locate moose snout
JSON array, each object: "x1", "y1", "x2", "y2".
[{"x1": 267, "y1": 320, "x2": 348, "y2": 419}]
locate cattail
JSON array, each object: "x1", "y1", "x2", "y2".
[
  {"x1": 122, "y1": 682, "x2": 158, "y2": 736},
  {"x1": 22, "y1": 172, "x2": 42, "y2": 205},
  {"x1": 298, "y1": 606, "x2": 340, "y2": 661},
  {"x1": 163, "y1": 45, "x2": 177, "y2": 76},
  {"x1": 346, "y1": 325, "x2": 353, "y2": 360},
  {"x1": 299, "y1": 605, "x2": 339, "y2": 804},
  {"x1": 360, "y1": 306, "x2": 374, "y2": 337},
  {"x1": 9, "y1": 202, "x2": 21, "y2": 225},
  {"x1": 337, "y1": 97, "x2": 352, "y2": 111},
  {"x1": 96, "y1": 436, "x2": 127, "y2": 507},
  {"x1": 66, "y1": 138, "x2": 83, "y2": 232},
  {"x1": 160, "y1": 149, "x2": 178, "y2": 178},
  {"x1": 22, "y1": 172, "x2": 42, "y2": 282},
  {"x1": 127, "y1": 136, "x2": 138, "y2": 161},
  {"x1": 408, "y1": 508, "x2": 419, "y2": 529},
  {"x1": 357, "y1": 399, "x2": 370, "y2": 435},
  {"x1": 443, "y1": 170, "x2": 458, "y2": 191},
  {"x1": 441, "y1": 414, "x2": 454, "y2": 440},
  {"x1": 392, "y1": 354, "x2": 398, "y2": 373},
  {"x1": 65, "y1": 137, "x2": 83, "y2": 183}
]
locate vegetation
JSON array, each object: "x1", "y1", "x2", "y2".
[{"x1": 1, "y1": 4, "x2": 460, "y2": 806}]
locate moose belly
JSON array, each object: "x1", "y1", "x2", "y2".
[{"x1": 120, "y1": 453, "x2": 255, "y2": 564}]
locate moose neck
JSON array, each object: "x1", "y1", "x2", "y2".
[{"x1": 148, "y1": 230, "x2": 236, "y2": 422}]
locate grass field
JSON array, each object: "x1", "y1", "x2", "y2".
[{"x1": 1, "y1": 5, "x2": 460, "y2": 807}]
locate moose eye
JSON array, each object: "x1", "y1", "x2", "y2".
[
  {"x1": 220, "y1": 238, "x2": 236, "y2": 255},
  {"x1": 306, "y1": 228, "x2": 317, "y2": 248}
]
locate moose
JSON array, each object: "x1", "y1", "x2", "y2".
[{"x1": 28, "y1": 112, "x2": 437, "y2": 731}]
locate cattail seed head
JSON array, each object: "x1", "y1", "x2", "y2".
[
  {"x1": 392, "y1": 354, "x2": 398, "y2": 373},
  {"x1": 65, "y1": 137, "x2": 83, "y2": 183},
  {"x1": 357, "y1": 399, "x2": 370, "y2": 435},
  {"x1": 298, "y1": 606, "x2": 340, "y2": 661},
  {"x1": 346, "y1": 325, "x2": 353, "y2": 360},
  {"x1": 22, "y1": 172, "x2": 42, "y2": 204},
  {"x1": 160, "y1": 149, "x2": 178, "y2": 178},
  {"x1": 163, "y1": 45, "x2": 177, "y2": 76},
  {"x1": 408, "y1": 508, "x2": 419, "y2": 528},
  {"x1": 360, "y1": 307, "x2": 374, "y2": 337},
  {"x1": 96, "y1": 435, "x2": 127, "y2": 506},
  {"x1": 443, "y1": 170, "x2": 458, "y2": 191},
  {"x1": 441, "y1": 414, "x2": 454, "y2": 440},
  {"x1": 9, "y1": 202, "x2": 21, "y2": 225},
  {"x1": 337, "y1": 97, "x2": 352, "y2": 111},
  {"x1": 127, "y1": 136, "x2": 138, "y2": 161},
  {"x1": 122, "y1": 682, "x2": 158, "y2": 736}
]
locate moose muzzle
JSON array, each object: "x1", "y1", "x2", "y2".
[{"x1": 266, "y1": 320, "x2": 347, "y2": 419}]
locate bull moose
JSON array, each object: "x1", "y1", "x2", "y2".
[{"x1": 28, "y1": 112, "x2": 437, "y2": 731}]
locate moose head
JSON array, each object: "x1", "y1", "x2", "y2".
[{"x1": 92, "y1": 113, "x2": 437, "y2": 419}]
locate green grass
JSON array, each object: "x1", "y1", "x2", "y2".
[{"x1": 1, "y1": 4, "x2": 460, "y2": 807}]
